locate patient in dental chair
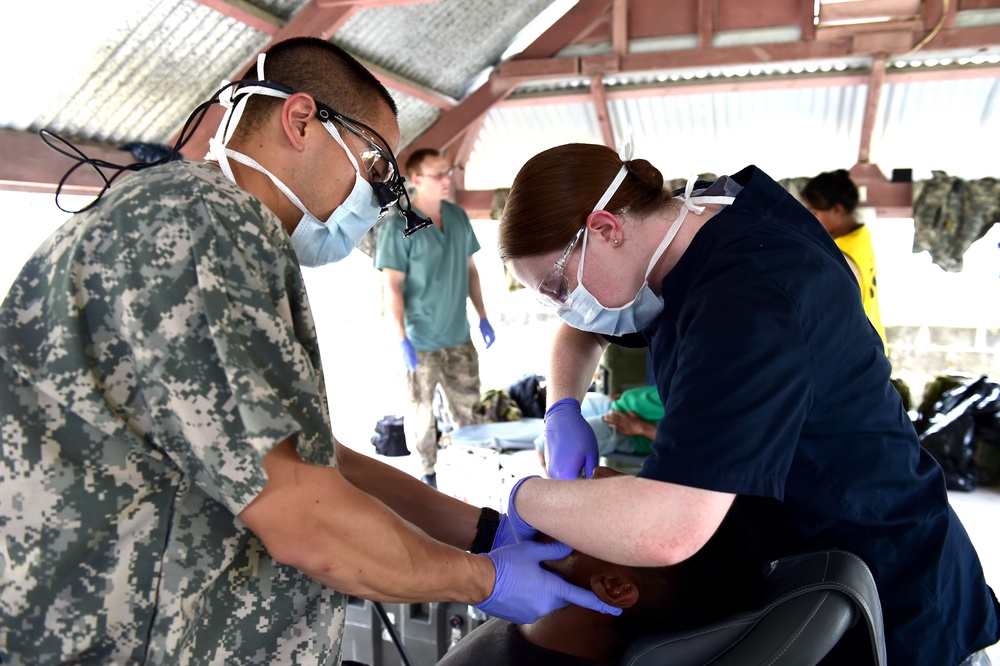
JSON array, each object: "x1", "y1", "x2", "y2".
[{"x1": 437, "y1": 467, "x2": 765, "y2": 666}]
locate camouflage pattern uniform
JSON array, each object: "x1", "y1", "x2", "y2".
[
  {"x1": 408, "y1": 341, "x2": 481, "y2": 475},
  {"x1": 913, "y1": 172, "x2": 1000, "y2": 272},
  {"x1": 0, "y1": 161, "x2": 344, "y2": 664}
]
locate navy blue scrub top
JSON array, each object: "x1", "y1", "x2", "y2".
[{"x1": 625, "y1": 165, "x2": 999, "y2": 665}]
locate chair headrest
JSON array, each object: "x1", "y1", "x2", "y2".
[{"x1": 621, "y1": 549, "x2": 886, "y2": 666}]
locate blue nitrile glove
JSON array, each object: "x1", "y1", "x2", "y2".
[
  {"x1": 479, "y1": 318, "x2": 496, "y2": 348},
  {"x1": 506, "y1": 475, "x2": 539, "y2": 543},
  {"x1": 543, "y1": 398, "x2": 599, "y2": 480},
  {"x1": 474, "y1": 540, "x2": 623, "y2": 624},
  {"x1": 400, "y1": 338, "x2": 418, "y2": 372},
  {"x1": 491, "y1": 475, "x2": 540, "y2": 550},
  {"x1": 491, "y1": 514, "x2": 516, "y2": 550}
]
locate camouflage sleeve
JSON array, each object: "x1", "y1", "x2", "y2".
[{"x1": 1, "y1": 164, "x2": 335, "y2": 517}]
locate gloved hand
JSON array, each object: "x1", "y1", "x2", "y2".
[
  {"x1": 479, "y1": 318, "x2": 496, "y2": 348},
  {"x1": 543, "y1": 398, "x2": 599, "y2": 479},
  {"x1": 474, "y1": 540, "x2": 623, "y2": 625},
  {"x1": 491, "y1": 514, "x2": 516, "y2": 551},
  {"x1": 491, "y1": 475, "x2": 540, "y2": 550},
  {"x1": 400, "y1": 338, "x2": 418, "y2": 372}
]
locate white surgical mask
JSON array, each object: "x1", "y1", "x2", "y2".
[
  {"x1": 559, "y1": 162, "x2": 735, "y2": 336},
  {"x1": 206, "y1": 53, "x2": 382, "y2": 267}
]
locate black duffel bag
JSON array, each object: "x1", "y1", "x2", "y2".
[{"x1": 371, "y1": 415, "x2": 410, "y2": 457}]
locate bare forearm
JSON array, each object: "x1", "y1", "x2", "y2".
[
  {"x1": 304, "y1": 477, "x2": 492, "y2": 603},
  {"x1": 240, "y1": 440, "x2": 494, "y2": 604},
  {"x1": 383, "y1": 270, "x2": 407, "y2": 339},
  {"x1": 468, "y1": 265, "x2": 487, "y2": 320},
  {"x1": 513, "y1": 475, "x2": 734, "y2": 567},
  {"x1": 388, "y1": 293, "x2": 406, "y2": 339},
  {"x1": 337, "y1": 442, "x2": 480, "y2": 550},
  {"x1": 548, "y1": 323, "x2": 607, "y2": 404}
]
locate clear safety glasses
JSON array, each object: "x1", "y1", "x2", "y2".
[
  {"x1": 537, "y1": 226, "x2": 585, "y2": 307},
  {"x1": 535, "y1": 155, "x2": 627, "y2": 308},
  {"x1": 316, "y1": 104, "x2": 431, "y2": 236},
  {"x1": 333, "y1": 116, "x2": 397, "y2": 187}
]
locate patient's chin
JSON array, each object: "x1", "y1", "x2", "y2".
[
  {"x1": 542, "y1": 557, "x2": 574, "y2": 579},
  {"x1": 536, "y1": 533, "x2": 579, "y2": 578}
]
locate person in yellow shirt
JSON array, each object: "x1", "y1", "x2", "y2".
[{"x1": 802, "y1": 169, "x2": 888, "y2": 354}]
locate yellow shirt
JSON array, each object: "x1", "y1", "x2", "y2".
[{"x1": 835, "y1": 224, "x2": 888, "y2": 354}]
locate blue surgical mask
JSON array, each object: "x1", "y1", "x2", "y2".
[
  {"x1": 207, "y1": 53, "x2": 383, "y2": 267},
  {"x1": 288, "y1": 170, "x2": 381, "y2": 267},
  {"x1": 210, "y1": 110, "x2": 381, "y2": 268},
  {"x1": 558, "y1": 173, "x2": 735, "y2": 336}
]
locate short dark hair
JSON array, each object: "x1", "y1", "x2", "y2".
[
  {"x1": 405, "y1": 148, "x2": 441, "y2": 178},
  {"x1": 232, "y1": 37, "x2": 397, "y2": 142},
  {"x1": 801, "y1": 169, "x2": 859, "y2": 214}
]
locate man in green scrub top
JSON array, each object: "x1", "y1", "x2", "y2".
[{"x1": 375, "y1": 148, "x2": 495, "y2": 488}]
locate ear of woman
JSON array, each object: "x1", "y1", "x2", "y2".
[{"x1": 586, "y1": 209, "x2": 625, "y2": 245}]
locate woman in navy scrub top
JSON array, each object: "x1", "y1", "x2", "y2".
[{"x1": 498, "y1": 143, "x2": 999, "y2": 665}]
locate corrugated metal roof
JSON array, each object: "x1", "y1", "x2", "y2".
[
  {"x1": 465, "y1": 101, "x2": 606, "y2": 190},
  {"x1": 390, "y1": 93, "x2": 442, "y2": 150},
  {"x1": 246, "y1": 0, "x2": 308, "y2": 21},
  {"x1": 332, "y1": 0, "x2": 556, "y2": 100},
  {"x1": 875, "y1": 76, "x2": 999, "y2": 179},
  {"x1": 1, "y1": 0, "x2": 997, "y2": 196},
  {"x1": 20, "y1": 0, "x2": 270, "y2": 145},
  {"x1": 2, "y1": 0, "x2": 554, "y2": 156},
  {"x1": 466, "y1": 67, "x2": 999, "y2": 189}
]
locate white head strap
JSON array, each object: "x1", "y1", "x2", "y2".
[
  {"x1": 208, "y1": 52, "x2": 309, "y2": 178},
  {"x1": 592, "y1": 125, "x2": 634, "y2": 213},
  {"x1": 677, "y1": 173, "x2": 736, "y2": 214}
]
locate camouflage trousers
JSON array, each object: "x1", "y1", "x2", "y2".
[{"x1": 406, "y1": 340, "x2": 481, "y2": 475}]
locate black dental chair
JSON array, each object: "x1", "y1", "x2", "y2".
[{"x1": 621, "y1": 549, "x2": 886, "y2": 666}]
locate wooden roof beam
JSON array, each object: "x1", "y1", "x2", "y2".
[
  {"x1": 855, "y1": 54, "x2": 887, "y2": 169},
  {"x1": 401, "y1": 0, "x2": 614, "y2": 162},
  {"x1": 0, "y1": 129, "x2": 126, "y2": 196},
  {"x1": 698, "y1": 0, "x2": 715, "y2": 50},
  {"x1": 612, "y1": 0, "x2": 629, "y2": 55},
  {"x1": 802, "y1": 0, "x2": 817, "y2": 42},
  {"x1": 590, "y1": 74, "x2": 616, "y2": 148},
  {"x1": 494, "y1": 23, "x2": 999, "y2": 86}
]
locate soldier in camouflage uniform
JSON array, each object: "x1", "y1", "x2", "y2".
[{"x1": 0, "y1": 37, "x2": 616, "y2": 665}]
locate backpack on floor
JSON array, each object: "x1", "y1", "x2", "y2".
[{"x1": 371, "y1": 415, "x2": 410, "y2": 457}]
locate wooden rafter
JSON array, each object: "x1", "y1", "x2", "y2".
[
  {"x1": 399, "y1": 0, "x2": 615, "y2": 163},
  {"x1": 495, "y1": 24, "x2": 999, "y2": 86},
  {"x1": 698, "y1": 0, "x2": 715, "y2": 49},
  {"x1": 612, "y1": 0, "x2": 629, "y2": 55},
  {"x1": 590, "y1": 74, "x2": 616, "y2": 148},
  {"x1": 856, "y1": 54, "x2": 887, "y2": 169}
]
